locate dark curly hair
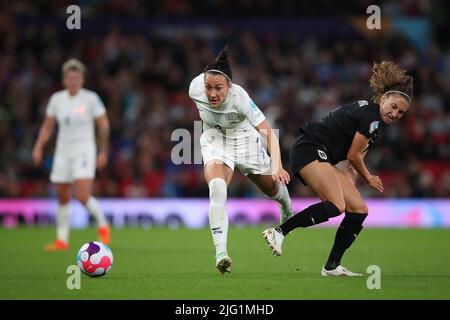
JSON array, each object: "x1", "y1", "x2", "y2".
[{"x1": 370, "y1": 61, "x2": 413, "y2": 103}]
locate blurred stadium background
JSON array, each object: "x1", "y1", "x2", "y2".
[
  {"x1": 0, "y1": 0, "x2": 448, "y2": 228},
  {"x1": 0, "y1": 0, "x2": 449, "y2": 300}
]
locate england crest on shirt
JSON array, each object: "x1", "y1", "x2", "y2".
[{"x1": 369, "y1": 121, "x2": 379, "y2": 134}]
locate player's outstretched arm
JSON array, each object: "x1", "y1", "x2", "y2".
[
  {"x1": 256, "y1": 120, "x2": 290, "y2": 185},
  {"x1": 32, "y1": 116, "x2": 56, "y2": 166}
]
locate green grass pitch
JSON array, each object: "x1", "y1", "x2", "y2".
[{"x1": 1, "y1": 227, "x2": 449, "y2": 299}]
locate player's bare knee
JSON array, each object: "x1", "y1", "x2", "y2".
[
  {"x1": 263, "y1": 180, "x2": 278, "y2": 197},
  {"x1": 57, "y1": 192, "x2": 71, "y2": 205},
  {"x1": 208, "y1": 178, "x2": 227, "y2": 205},
  {"x1": 75, "y1": 193, "x2": 90, "y2": 205},
  {"x1": 57, "y1": 190, "x2": 71, "y2": 204},
  {"x1": 347, "y1": 203, "x2": 368, "y2": 214}
]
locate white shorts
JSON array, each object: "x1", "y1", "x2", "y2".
[
  {"x1": 50, "y1": 148, "x2": 96, "y2": 183},
  {"x1": 200, "y1": 127, "x2": 271, "y2": 176}
]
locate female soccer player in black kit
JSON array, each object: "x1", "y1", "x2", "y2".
[{"x1": 263, "y1": 61, "x2": 414, "y2": 276}]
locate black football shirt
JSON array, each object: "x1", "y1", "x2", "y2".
[{"x1": 300, "y1": 100, "x2": 385, "y2": 164}]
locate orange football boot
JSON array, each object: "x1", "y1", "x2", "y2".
[
  {"x1": 44, "y1": 239, "x2": 69, "y2": 251},
  {"x1": 98, "y1": 226, "x2": 111, "y2": 245}
]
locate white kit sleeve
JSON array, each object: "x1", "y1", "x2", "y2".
[
  {"x1": 91, "y1": 93, "x2": 106, "y2": 118},
  {"x1": 238, "y1": 87, "x2": 265, "y2": 127}
]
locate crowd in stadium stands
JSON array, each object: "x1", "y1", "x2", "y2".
[{"x1": 0, "y1": 1, "x2": 449, "y2": 199}]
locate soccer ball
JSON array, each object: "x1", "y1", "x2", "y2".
[{"x1": 77, "y1": 241, "x2": 113, "y2": 277}]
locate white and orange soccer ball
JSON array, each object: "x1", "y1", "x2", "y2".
[{"x1": 77, "y1": 241, "x2": 113, "y2": 277}]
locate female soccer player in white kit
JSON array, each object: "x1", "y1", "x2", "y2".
[
  {"x1": 32, "y1": 59, "x2": 110, "y2": 251},
  {"x1": 189, "y1": 46, "x2": 293, "y2": 274}
]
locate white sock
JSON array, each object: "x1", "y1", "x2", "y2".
[
  {"x1": 270, "y1": 182, "x2": 293, "y2": 221},
  {"x1": 85, "y1": 196, "x2": 108, "y2": 227},
  {"x1": 56, "y1": 203, "x2": 70, "y2": 243},
  {"x1": 208, "y1": 178, "x2": 228, "y2": 257}
]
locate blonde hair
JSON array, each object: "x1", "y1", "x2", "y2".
[
  {"x1": 62, "y1": 58, "x2": 85, "y2": 77},
  {"x1": 369, "y1": 61, "x2": 413, "y2": 103}
]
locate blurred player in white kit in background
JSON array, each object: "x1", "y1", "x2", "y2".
[{"x1": 32, "y1": 58, "x2": 111, "y2": 251}]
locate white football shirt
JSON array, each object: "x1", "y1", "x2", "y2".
[
  {"x1": 188, "y1": 73, "x2": 265, "y2": 132},
  {"x1": 46, "y1": 88, "x2": 106, "y2": 154}
]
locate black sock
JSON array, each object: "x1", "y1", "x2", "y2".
[
  {"x1": 277, "y1": 201, "x2": 342, "y2": 236},
  {"x1": 324, "y1": 212, "x2": 368, "y2": 270}
]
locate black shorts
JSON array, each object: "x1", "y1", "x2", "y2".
[{"x1": 289, "y1": 133, "x2": 332, "y2": 185}]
